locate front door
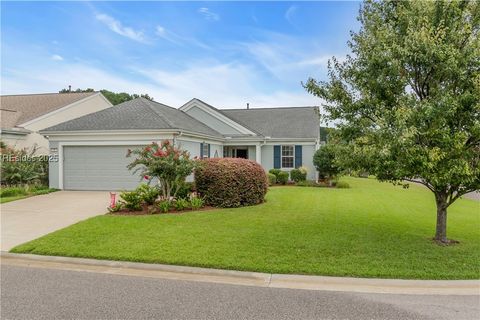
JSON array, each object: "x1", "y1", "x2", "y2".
[{"x1": 235, "y1": 149, "x2": 248, "y2": 159}]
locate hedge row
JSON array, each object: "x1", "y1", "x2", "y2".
[{"x1": 194, "y1": 158, "x2": 268, "y2": 208}]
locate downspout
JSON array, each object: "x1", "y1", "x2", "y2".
[{"x1": 173, "y1": 131, "x2": 183, "y2": 146}]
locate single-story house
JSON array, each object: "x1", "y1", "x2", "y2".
[
  {"x1": 0, "y1": 92, "x2": 112, "y2": 154},
  {"x1": 41, "y1": 98, "x2": 321, "y2": 190}
]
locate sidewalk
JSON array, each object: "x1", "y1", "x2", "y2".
[{"x1": 2, "y1": 252, "x2": 478, "y2": 296}]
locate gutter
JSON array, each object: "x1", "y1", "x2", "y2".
[
  {"x1": 0, "y1": 127, "x2": 31, "y2": 135},
  {"x1": 39, "y1": 129, "x2": 317, "y2": 144},
  {"x1": 40, "y1": 129, "x2": 225, "y2": 143}
]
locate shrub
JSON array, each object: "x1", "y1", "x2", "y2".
[
  {"x1": 156, "y1": 200, "x2": 171, "y2": 213},
  {"x1": 119, "y1": 190, "x2": 143, "y2": 211},
  {"x1": 136, "y1": 184, "x2": 159, "y2": 205},
  {"x1": 267, "y1": 173, "x2": 277, "y2": 186},
  {"x1": 107, "y1": 203, "x2": 123, "y2": 213},
  {"x1": 290, "y1": 168, "x2": 307, "y2": 182},
  {"x1": 0, "y1": 185, "x2": 55, "y2": 197},
  {"x1": 194, "y1": 158, "x2": 268, "y2": 208},
  {"x1": 32, "y1": 189, "x2": 52, "y2": 196},
  {"x1": 174, "y1": 198, "x2": 190, "y2": 211},
  {"x1": 0, "y1": 186, "x2": 27, "y2": 197},
  {"x1": 0, "y1": 145, "x2": 49, "y2": 186},
  {"x1": 336, "y1": 181, "x2": 350, "y2": 189},
  {"x1": 127, "y1": 140, "x2": 196, "y2": 199},
  {"x1": 276, "y1": 171, "x2": 289, "y2": 185},
  {"x1": 313, "y1": 144, "x2": 340, "y2": 181},
  {"x1": 189, "y1": 195, "x2": 205, "y2": 210},
  {"x1": 268, "y1": 169, "x2": 281, "y2": 178},
  {"x1": 176, "y1": 181, "x2": 195, "y2": 199}
]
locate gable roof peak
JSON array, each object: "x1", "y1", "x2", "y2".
[{"x1": 138, "y1": 98, "x2": 175, "y2": 128}]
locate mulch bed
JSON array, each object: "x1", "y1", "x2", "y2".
[{"x1": 107, "y1": 205, "x2": 217, "y2": 216}]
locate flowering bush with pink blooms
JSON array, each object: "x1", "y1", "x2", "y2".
[{"x1": 127, "y1": 140, "x2": 196, "y2": 199}]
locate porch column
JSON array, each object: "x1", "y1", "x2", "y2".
[{"x1": 256, "y1": 144, "x2": 262, "y2": 164}]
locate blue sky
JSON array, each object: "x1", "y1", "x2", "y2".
[{"x1": 1, "y1": 1, "x2": 361, "y2": 108}]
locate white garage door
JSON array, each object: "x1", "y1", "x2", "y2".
[{"x1": 63, "y1": 145, "x2": 143, "y2": 191}]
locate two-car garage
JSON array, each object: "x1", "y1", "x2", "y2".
[{"x1": 62, "y1": 145, "x2": 141, "y2": 191}]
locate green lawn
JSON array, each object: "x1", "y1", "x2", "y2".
[
  {"x1": 11, "y1": 177, "x2": 480, "y2": 279},
  {"x1": 0, "y1": 188, "x2": 58, "y2": 203},
  {"x1": 1, "y1": 195, "x2": 29, "y2": 203}
]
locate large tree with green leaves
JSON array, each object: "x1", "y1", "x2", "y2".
[
  {"x1": 59, "y1": 87, "x2": 153, "y2": 105},
  {"x1": 305, "y1": 0, "x2": 480, "y2": 244}
]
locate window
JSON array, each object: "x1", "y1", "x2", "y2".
[
  {"x1": 281, "y1": 145, "x2": 294, "y2": 168},
  {"x1": 202, "y1": 143, "x2": 210, "y2": 158}
]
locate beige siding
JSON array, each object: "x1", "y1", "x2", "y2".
[
  {"x1": 183, "y1": 106, "x2": 242, "y2": 135},
  {"x1": 14, "y1": 94, "x2": 112, "y2": 154}
]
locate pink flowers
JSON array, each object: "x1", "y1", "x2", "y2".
[
  {"x1": 144, "y1": 175, "x2": 150, "y2": 180},
  {"x1": 154, "y1": 150, "x2": 166, "y2": 157}
]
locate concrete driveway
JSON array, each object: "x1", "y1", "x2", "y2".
[{"x1": 1, "y1": 191, "x2": 109, "y2": 251}]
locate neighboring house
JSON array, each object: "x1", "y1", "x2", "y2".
[
  {"x1": 0, "y1": 92, "x2": 112, "y2": 154},
  {"x1": 41, "y1": 98, "x2": 320, "y2": 190}
]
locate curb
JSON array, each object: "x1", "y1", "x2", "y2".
[{"x1": 2, "y1": 252, "x2": 479, "y2": 295}]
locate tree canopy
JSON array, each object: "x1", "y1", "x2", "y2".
[
  {"x1": 305, "y1": 0, "x2": 480, "y2": 244},
  {"x1": 59, "y1": 87, "x2": 153, "y2": 105}
]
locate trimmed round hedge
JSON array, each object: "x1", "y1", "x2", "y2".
[{"x1": 194, "y1": 158, "x2": 268, "y2": 208}]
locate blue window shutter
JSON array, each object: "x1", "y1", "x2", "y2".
[
  {"x1": 207, "y1": 144, "x2": 211, "y2": 158},
  {"x1": 273, "y1": 145, "x2": 281, "y2": 169},
  {"x1": 200, "y1": 143, "x2": 204, "y2": 158},
  {"x1": 295, "y1": 145, "x2": 302, "y2": 168}
]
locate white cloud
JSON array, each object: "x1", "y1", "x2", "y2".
[
  {"x1": 155, "y1": 26, "x2": 166, "y2": 36},
  {"x1": 155, "y1": 25, "x2": 211, "y2": 49},
  {"x1": 237, "y1": 32, "x2": 342, "y2": 83},
  {"x1": 155, "y1": 25, "x2": 182, "y2": 45},
  {"x1": 198, "y1": 7, "x2": 220, "y2": 21},
  {"x1": 297, "y1": 55, "x2": 346, "y2": 68},
  {"x1": 51, "y1": 54, "x2": 64, "y2": 61},
  {"x1": 2, "y1": 59, "x2": 321, "y2": 109},
  {"x1": 95, "y1": 13, "x2": 147, "y2": 43},
  {"x1": 285, "y1": 6, "x2": 297, "y2": 25}
]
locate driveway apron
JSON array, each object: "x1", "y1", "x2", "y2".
[{"x1": 1, "y1": 191, "x2": 108, "y2": 251}]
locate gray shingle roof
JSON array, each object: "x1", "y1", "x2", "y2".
[
  {"x1": 221, "y1": 107, "x2": 320, "y2": 139},
  {"x1": 41, "y1": 98, "x2": 222, "y2": 137},
  {"x1": 0, "y1": 92, "x2": 97, "y2": 128}
]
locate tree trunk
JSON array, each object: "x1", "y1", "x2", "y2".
[{"x1": 434, "y1": 193, "x2": 448, "y2": 243}]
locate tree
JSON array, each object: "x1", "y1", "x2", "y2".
[
  {"x1": 305, "y1": 0, "x2": 480, "y2": 244},
  {"x1": 59, "y1": 88, "x2": 94, "y2": 93},
  {"x1": 99, "y1": 90, "x2": 134, "y2": 105},
  {"x1": 313, "y1": 144, "x2": 340, "y2": 182},
  {"x1": 58, "y1": 87, "x2": 153, "y2": 105},
  {"x1": 100, "y1": 89, "x2": 154, "y2": 105},
  {"x1": 127, "y1": 140, "x2": 196, "y2": 200}
]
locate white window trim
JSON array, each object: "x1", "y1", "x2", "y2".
[{"x1": 281, "y1": 145, "x2": 295, "y2": 169}]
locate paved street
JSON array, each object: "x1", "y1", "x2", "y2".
[{"x1": 2, "y1": 265, "x2": 479, "y2": 320}]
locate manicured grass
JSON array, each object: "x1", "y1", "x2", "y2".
[
  {"x1": 1, "y1": 195, "x2": 29, "y2": 203},
  {"x1": 0, "y1": 187, "x2": 58, "y2": 203},
  {"x1": 11, "y1": 177, "x2": 480, "y2": 279}
]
